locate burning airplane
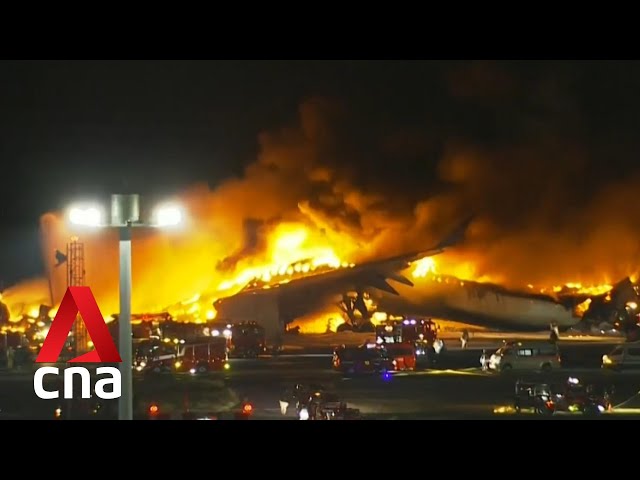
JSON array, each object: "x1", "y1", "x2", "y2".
[
  {"x1": 212, "y1": 218, "x2": 472, "y2": 342},
  {"x1": 3, "y1": 98, "x2": 640, "y2": 344},
  {"x1": 211, "y1": 216, "x2": 585, "y2": 341}
]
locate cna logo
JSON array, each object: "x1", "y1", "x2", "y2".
[{"x1": 33, "y1": 286, "x2": 123, "y2": 400}]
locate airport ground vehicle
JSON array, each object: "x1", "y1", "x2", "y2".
[
  {"x1": 513, "y1": 378, "x2": 613, "y2": 415},
  {"x1": 227, "y1": 322, "x2": 266, "y2": 358},
  {"x1": 292, "y1": 384, "x2": 361, "y2": 420},
  {"x1": 375, "y1": 318, "x2": 439, "y2": 346},
  {"x1": 602, "y1": 342, "x2": 640, "y2": 370},
  {"x1": 375, "y1": 318, "x2": 441, "y2": 368},
  {"x1": 385, "y1": 343, "x2": 416, "y2": 371},
  {"x1": 548, "y1": 378, "x2": 613, "y2": 415},
  {"x1": 305, "y1": 393, "x2": 360, "y2": 420},
  {"x1": 133, "y1": 338, "x2": 177, "y2": 372},
  {"x1": 332, "y1": 344, "x2": 394, "y2": 374},
  {"x1": 488, "y1": 340, "x2": 561, "y2": 373},
  {"x1": 207, "y1": 321, "x2": 267, "y2": 358},
  {"x1": 173, "y1": 337, "x2": 229, "y2": 373},
  {"x1": 135, "y1": 336, "x2": 229, "y2": 373},
  {"x1": 513, "y1": 381, "x2": 555, "y2": 415}
]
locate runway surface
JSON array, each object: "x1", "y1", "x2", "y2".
[
  {"x1": 220, "y1": 342, "x2": 640, "y2": 420},
  {"x1": 1, "y1": 340, "x2": 638, "y2": 419}
]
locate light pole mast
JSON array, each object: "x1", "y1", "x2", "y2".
[
  {"x1": 118, "y1": 223, "x2": 133, "y2": 420},
  {"x1": 67, "y1": 193, "x2": 183, "y2": 421},
  {"x1": 112, "y1": 194, "x2": 139, "y2": 421}
]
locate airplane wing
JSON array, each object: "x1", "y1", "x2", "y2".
[
  {"x1": 230, "y1": 215, "x2": 474, "y2": 297},
  {"x1": 213, "y1": 215, "x2": 474, "y2": 336},
  {"x1": 341, "y1": 214, "x2": 475, "y2": 295}
]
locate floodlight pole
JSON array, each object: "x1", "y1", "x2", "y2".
[
  {"x1": 67, "y1": 193, "x2": 182, "y2": 420},
  {"x1": 118, "y1": 224, "x2": 134, "y2": 421},
  {"x1": 118, "y1": 222, "x2": 133, "y2": 420}
]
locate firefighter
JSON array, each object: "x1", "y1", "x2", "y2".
[
  {"x1": 460, "y1": 329, "x2": 469, "y2": 349},
  {"x1": 549, "y1": 322, "x2": 559, "y2": 343},
  {"x1": 279, "y1": 388, "x2": 292, "y2": 416},
  {"x1": 480, "y1": 349, "x2": 488, "y2": 371}
]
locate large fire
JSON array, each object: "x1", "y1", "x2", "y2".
[
  {"x1": 2, "y1": 98, "x2": 639, "y2": 334},
  {"x1": 0, "y1": 210, "x2": 627, "y2": 334},
  {"x1": 1, "y1": 214, "x2": 365, "y2": 327}
]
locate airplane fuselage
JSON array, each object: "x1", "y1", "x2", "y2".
[
  {"x1": 214, "y1": 270, "x2": 579, "y2": 342},
  {"x1": 212, "y1": 216, "x2": 579, "y2": 341}
]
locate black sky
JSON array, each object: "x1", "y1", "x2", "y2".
[{"x1": 1, "y1": 60, "x2": 640, "y2": 287}]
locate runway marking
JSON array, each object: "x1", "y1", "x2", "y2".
[
  {"x1": 393, "y1": 368, "x2": 489, "y2": 377},
  {"x1": 257, "y1": 354, "x2": 333, "y2": 359},
  {"x1": 492, "y1": 406, "x2": 639, "y2": 416}
]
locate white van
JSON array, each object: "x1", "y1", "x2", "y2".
[
  {"x1": 601, "y1": 343, "x2": 640, "y2": 370},
  {"x1": 488, "y1": 341, "x2": 561, "y2": 373}
]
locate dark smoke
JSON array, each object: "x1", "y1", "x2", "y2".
[
  {"x1": 9, "y1": 61, "x2": 640, "y2": 319},
  {"x1": 233, "y1": 61, "x2": 640, "y2": 287}
]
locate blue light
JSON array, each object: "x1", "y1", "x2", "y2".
[{"x1": 382, "y1": 372, "x2": 392, "y2": 381}]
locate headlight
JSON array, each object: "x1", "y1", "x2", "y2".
[
  {"x1": 189, "y1": 368, "x2": 196, "y2": 374},
  {"x1": 602, "y1": 355, "x2": 612, "y2": 365},
  {"x1": 299, "y1": 408, "x2": 309, "y2": 420},
  {"x1": 224, "y1": 363, "x2": 231, "y2": 370},
  {"x1": 140, "y1": 361, "x2": 146, "y2": 367},
  {"x1": 598, "y1": 405, "x2": 605, "y2": 413},
  {"x1": 174, "y1": 361, "x2": 182, "y2": 368}
]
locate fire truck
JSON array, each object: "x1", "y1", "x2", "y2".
[
  {"x1": 135, "y1": 336, "x2": 229, "y2": 374},
  {"x1": 332, "y1": 343, "x2": 394, "y2": 374},
  {"x1": 375, "y1": 318, "x2": 442, "y2": 368},
  {"x1": 208, "y1": 321, "x2": 266, "y2": 358},
  {"x1": 229, "y1": 322, "x2": 266, "y2": 358},
  {"x1": 133, "y1": 338, "x2": 177, "y2": 372},
  {"x1": 376, "y1": 318, "x2": 438, "y2": 345},
  {"x1": 173, "y1": 337, "x2": 229, "y2": 373}
]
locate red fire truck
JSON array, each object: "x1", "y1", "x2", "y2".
[
  {"x1": 384, "y1": 343, "x2": 417, "y2": 371},
  {"x1": 376, "y1": 318, "x2": 438, "y2": 344},
  {"x1": 375, "y1": 318, "x2": 441, "y2": 368}
]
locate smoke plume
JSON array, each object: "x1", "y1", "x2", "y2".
[{"x1": 5, "y1": 61, "x2": 640, "y2": 320}]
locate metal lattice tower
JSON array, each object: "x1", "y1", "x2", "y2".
[{"x1": 67, "y1": 237, "x2": 89, "y2": 357}]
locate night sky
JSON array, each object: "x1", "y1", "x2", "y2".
[{"x1": 2, "y1": 60, "x2": 640, "y2": 287}]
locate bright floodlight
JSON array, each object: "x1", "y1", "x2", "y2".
[
  {"x1": 152, "y1": 203, "x2": 183, "y2": 227},
  {"x1": 68, "y1": 206, "x2": 103, "y2": 227}
]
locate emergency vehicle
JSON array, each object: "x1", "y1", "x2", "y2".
[
  {"x1": 375, "y1": 318, "x2": 441, "y2": 368},
  {"x1": 208, "y1": 321, "x2": 266, "y2": 358},
  {"x1": 332, "y1": 343, "x2": 394, "y2": 374},
  {"x1": 173, "y1": 337, "x2": 229, "y2": 373},
  {"x1": 133, "y1": 338, "x2": 178, "y2": 373},
  {"x1": 136, "y1": 336, "x2": 229, "y2": 374},
  {"x1": 384, "y1": 343, "x2": 416, "y2": 371},
  {"x1": 375, "y1": 318, "x2": 439, "y2": 345}
]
